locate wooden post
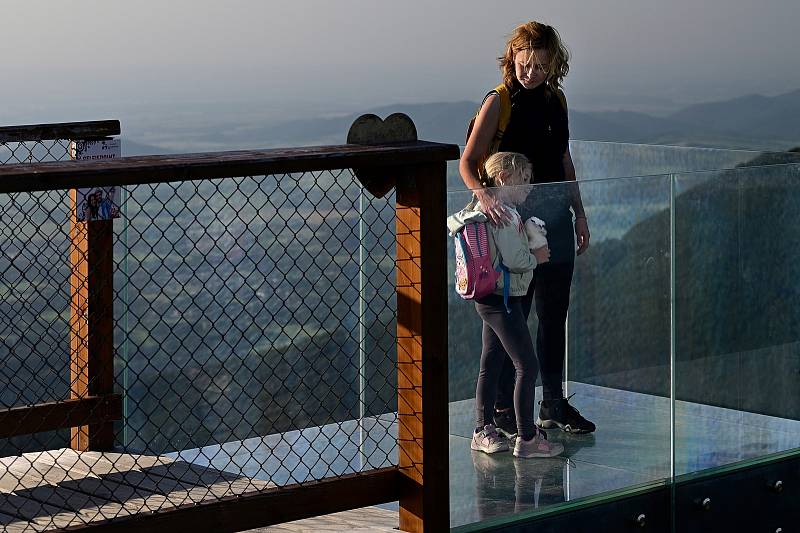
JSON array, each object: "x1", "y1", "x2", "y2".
[
  {"x1": 69, "y1": 189, "x2": 115, "y2": 451},
  {"x1": 395, "y1": 162, "x2": 449, "y2": 532}
]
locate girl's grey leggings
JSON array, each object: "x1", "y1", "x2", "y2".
[{"x1": 474, "y1": 294, "x2": 539, "y2": 440}]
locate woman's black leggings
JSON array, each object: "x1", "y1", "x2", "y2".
[
  {"x1": 495, "y1": 259, "x2": 575, "y2": 410},
  {"x1": 474, "y1": 294, "x2": 539, "y2": 440}
]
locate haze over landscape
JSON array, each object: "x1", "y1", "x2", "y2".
[
  {"x1": 2, "y1": 1, "x2": 800, "y2": 464},
  {"x1": 2, "y1": 0, "x2": 799, "y2": 153}
]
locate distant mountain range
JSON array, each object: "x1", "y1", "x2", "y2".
[
  {"x1": 126, "y1": 88, "x2": 799, "y2": 154},
  {"x1": 573, "y1": 89, "x2": 800, "y2": 150}
]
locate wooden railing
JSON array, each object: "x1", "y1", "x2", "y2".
[
  {"x1": 0, "y1": 120, "x2": 120, "y2": 144},
  {"x1": 0, "y1": 120, "x2": 123, "y2": 449},
  {"x1": 0, "y1": 122, "x2": 459, "y2": 532}
]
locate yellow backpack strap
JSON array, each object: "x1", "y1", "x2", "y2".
[
  {"x1": 493, "y1": 83, "x2": 512, "y2": 143},
  {"x1": 466, "y1": 83, "x2": 513, "y2": 191}
]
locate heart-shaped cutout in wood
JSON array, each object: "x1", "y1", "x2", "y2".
[
  {"x1": 347, "y1": 113, "x2": 417, "y2": 198},
  {"x1": 347, "y1": 113, "x2": 417, "y2": 145}
]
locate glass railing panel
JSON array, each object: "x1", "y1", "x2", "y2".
[
  {"x1": 448, "y1": 177, "x2": 671, "y2": 529},
  {"x1": 569, "y1": 141, "x2": 800, "y2": 180},
  {"x1": 564, "y1": 174, "x2": 672, "y2": 493},
  {"x1": 452, "y1": 142, "x2": 800, "y2": 188},
  {"x1": 357, "y1": 186, "x2": 398, "y2": 456},
  {"x1": 673, "y1": 163, "x2": 800, "y2": 477}
]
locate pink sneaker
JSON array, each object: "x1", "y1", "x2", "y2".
[
  {"x1": 471, "y1": 424, "x2": 509, "y2": 454},
  {"x1": 513, "y1": 429, "x2": 564, "y2": 458}
]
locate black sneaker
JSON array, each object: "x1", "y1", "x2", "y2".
[
  {"x1": 536, "y1": 394, "x2": 596, "y2": 434},
  {"x1": 493, "y1": 408, "x2": 518, "y2": 439}
]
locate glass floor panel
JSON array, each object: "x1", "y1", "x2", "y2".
[
  {"x1": 163, "y1": 382, "x2": 800, "y2": 529},
  {"x1": 450, "y1": 381, "x2": 800, "y2": 529}
]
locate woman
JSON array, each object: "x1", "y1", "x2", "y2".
[{"x1": 459, "y1": 21, "x2": 595, "y2": 436}]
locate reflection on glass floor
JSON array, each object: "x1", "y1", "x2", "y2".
[
  {"x1": 158, "y1": 381, "x2": 799, "y2": 529},
  {"x1": 449, "y1": 381, "x2": 800, "y2": 529}
]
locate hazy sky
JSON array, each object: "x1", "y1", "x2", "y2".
[{"x1": 2, "y1": 0, "x2": 800, "y2": 119}]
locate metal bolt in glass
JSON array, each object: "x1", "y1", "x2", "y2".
[{"x1": 701, "y1": 497, "x2": 711, "y2": 511}]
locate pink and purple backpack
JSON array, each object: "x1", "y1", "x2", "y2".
[{"x1": 454, "y1": 222, "x2": 500, "y2": 300}]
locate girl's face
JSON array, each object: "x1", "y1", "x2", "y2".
[
  {"x1": 514, "y1": 48, "x2": 550, "y2": 90},
  {"x1": 500, "y1": 168, "x2": 532, "y2": 205},
  {"x1": 512, "y1": 169, "x2": 532, "y2": 204}
]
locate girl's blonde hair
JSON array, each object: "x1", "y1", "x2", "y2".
[
  {"x1": 499, "y1": 21, "x2": 570, "y2": 94},
  {"x1": 484, "y1": 152, "x2": 531, "y2": 187}
]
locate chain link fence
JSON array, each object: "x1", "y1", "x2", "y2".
[
  {"x1": 0, "y1": 139, "x2": 72, "y2": 165},
  {"x1": 0, "y1": 136, "x2": 75, "y2": 462},
  {"x1": 0, "y1": 159, "x2": 401, "y2": 529}
]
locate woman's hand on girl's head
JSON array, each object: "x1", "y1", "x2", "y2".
[
  {"x1": 575, "y1": 217, "x2": 590, "y2": 255},
  {"x1": 475, "y1": 188, "x2": 512, "y2": 226}
]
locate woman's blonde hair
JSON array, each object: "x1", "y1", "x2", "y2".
[
  {"x1": 499, "y1": 21, "x2": 570, "y2": 94},
  {"x1": 484, "y1": 152, "x2": 531, "y2": 187}
]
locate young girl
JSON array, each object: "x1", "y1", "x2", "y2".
[{"x1": 454, "y1": 152, "x2": 564, "y2": 458}]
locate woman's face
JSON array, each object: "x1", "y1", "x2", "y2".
[{"x1": 514, "y1": 49, "x2": 549, "y2": 90}]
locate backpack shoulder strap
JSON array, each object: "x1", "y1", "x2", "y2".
[
  {"x1": 493, "y1": 83, "x2": 512, "y2": 140},
  {"x1": 479, "y1": 84, "x2": 512, "y2": 187},
  {"x1": 467, "y1": 84, "x2": 511, "y2": 141},
  {"x1": 464, "y1": 83, "x2": 514, "y2": 198}
]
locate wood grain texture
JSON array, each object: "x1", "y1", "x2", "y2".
[
  {"x1": 0, "y1": 396, "x2": 122, "y2": 439},
  {"x1": 0, "y1": 121, "x2": 120, "y2": 142},
  {"x1": 0, "y1": 142, "x2": 461, "y2": 194},
  {"x1": 54, "y1": 467, "x2": 399, "y2": 532},
  {"x1": 246, "y1": 506, "x2": 397, "y2": 532},
  {"x1": 395, "y1": 163, "x2": 449, "y2": 532},
  {"x1": 0, "y1": 449, "x2": 277, "y2": 531},
  {"x1": 69, "y1": 193, "x2": 115, "y2": 451}
]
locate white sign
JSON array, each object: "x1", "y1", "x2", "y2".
[
  {"x1": 70, "y1": 139, "x2": 123, "y2": 221},
  {"x1": 70, "y1": 139, "x2": 121, "y2": 162}
]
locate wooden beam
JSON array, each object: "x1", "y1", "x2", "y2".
[
  {"x1": 57, "y1": 467, "x2": 401, "y2": 532},
  {"x1": 395, "y1": 162, "x2": 450, "y2": 532},
  {"x1": 0, "y1": 395, "x2": 122, "y2": 438},
  {"x1": 0, "y1": 142, "x2": 461, "y2": 194},
  {"x1": 0, "y1": 120, "x2": 120, "y2": 142},
  {"x1": 69, "y1": 202, "x2": 116, "y2": 451}
]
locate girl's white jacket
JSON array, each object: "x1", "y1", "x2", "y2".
[{"x1": 446, "y1": 202, "x2": 539, "y2": 297}]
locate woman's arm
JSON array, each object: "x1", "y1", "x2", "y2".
[
  {"x1": 552, "y1": 89, "x2": 589, "y2": 254},
  {"x1": 563, "y1": 149, "x2": 585, "y2": 217},
  {"x1": 460, "y1": 94, "x2": 498, "y2": 190},
  {"x1": 563, "y1": 149, "x2": 590, "y2": 255},
  {"x1": 459, "y1": 95, "x2": 510, "y2": 225}
]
